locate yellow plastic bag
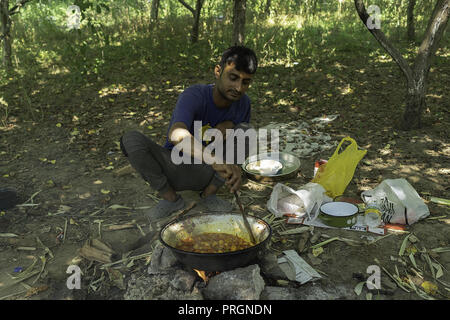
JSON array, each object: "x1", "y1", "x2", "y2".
[{"x1": 312, "y1": 137, "x2": 367, "y2": 198}]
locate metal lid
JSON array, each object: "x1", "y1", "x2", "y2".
[{"x1": 320, "y1": 202, "x2": 359, "y2": 217}]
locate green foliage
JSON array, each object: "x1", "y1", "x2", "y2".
[{"x1": 0, "y1": 0, "x2": 447, "y2": 88}]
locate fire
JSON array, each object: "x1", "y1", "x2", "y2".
[
  {"x1": 194, "y1": 269, "x2": 209, "y2": 283},
  {"x1": 193, "y1": 269, "x2": 220, "y2": 283}
]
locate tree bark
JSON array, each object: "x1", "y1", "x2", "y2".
[
  {"x1": 407, "y1": 0, "x2": 416, "y2": 41},
  {"x1": 354, "y1": 0, "x2": 449, "y2": 130},
  {"x1": 150, "y1": 0, "x2": 160, "y2": 23},
  {"x1": 264, "y1": 0, "x2": 271, "y2": 16},
  {"x1": 233, "y1": 0, "x2": 246, "y2": 46},
  {"x1": 178, "y1": 0, "x2": 204, "y2": 43},
  {"x1": 0, "y1": 0, "x2": 12, "y2": 68}
]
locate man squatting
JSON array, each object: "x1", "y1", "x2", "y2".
[{"x1": 120, "y1": 46, "x2": 258, "y2": 222}]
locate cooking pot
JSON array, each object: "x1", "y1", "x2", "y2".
[{"x1": 159, "y1": 213, "x2": 272, "y2": 272}]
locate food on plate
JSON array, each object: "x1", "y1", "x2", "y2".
[{"x1": 245, "y1": 159, "x2": 283, "y2": 175}]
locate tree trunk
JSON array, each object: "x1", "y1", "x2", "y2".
[
  {"x1": 150, "y1": 0, "x2": 160, "y2": 23},
  {"x1": 264, "y1": 0, "x2": 271, "y2": 16},
  {"x1": 407, "y1": 0, "x2": 416, "y2": 41},
  {"x1": 354, "y1": 0, "x2": 449, "y2": 130},
  {"x1": 0, "y1": 0, "x2": 12, "y2": 68},
  {"x1": 191, "y1": 0, "x2": 203, "y2": 43},
  {"x1": 233, "y1": 0, "x2": 246, "y2": 46},
  {"x1": 178, "y1": 0, "x2": 204, "y2": 43},
  {"x1": 403, "y1": 79, "x2": 425, "y2": 129}
]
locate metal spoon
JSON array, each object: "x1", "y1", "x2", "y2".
[{"x1": 234, "y1": 191, "x2": 257, "y2": 245}]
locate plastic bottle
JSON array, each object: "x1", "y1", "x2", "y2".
[{"x1": 364, "y1": 204, "x2": 382, "y2": 227}]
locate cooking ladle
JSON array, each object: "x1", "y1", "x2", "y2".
[{"x1": 234, "y1": 191, "x2": 257, "y2": 245}]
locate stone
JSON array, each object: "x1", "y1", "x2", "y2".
[
  {"x1": 259, "y1": 252, "x2": 288, "y2": 280},
  {"x1": 124, "y1": 272, "x2": 203, "y2": 300},
  {"x1": 295, "y1": 282, "x2": 355, "y2": 300},
  {"x1": 170, "y1": 269, "x2": 196, "y2": 292},
  {"x1": 202, "y1": 264, "x2": 265, "y2": 300},
  {"x1": 147, "y1": 243, "x2": 180, "y2": 274},
  {"x1": 260, "y1": 286, "x2": 301, "y2": 300}
]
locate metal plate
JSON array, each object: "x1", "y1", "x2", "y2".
[{"x1": 242, "y1": 152, "x2": 301, "y2": 182}]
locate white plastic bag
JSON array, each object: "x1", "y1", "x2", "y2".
[
  {"x1": 267, "y1": 182, "x2": 332, "y2": 219},
  {"x1": 361, "y1": 178, "x2": 430, "y2": 225}
]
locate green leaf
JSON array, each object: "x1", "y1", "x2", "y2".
[
  {"x1": 354, "y1": 281, "x2": 365, "y2": 296},
  {"x1": 399, "y1": 233, "x2": 412, "y2": 256}
]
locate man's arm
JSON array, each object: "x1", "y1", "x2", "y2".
[
  {"x1": 168, "y1": 121, "x2": 242, "y2": 192},
  {"x1": 168, "y1": 121, "x2": 219, "y2": 164}
]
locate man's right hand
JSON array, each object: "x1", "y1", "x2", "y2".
[{"x1": 211, "y1": 163, "x2": 242, "y2": 193}]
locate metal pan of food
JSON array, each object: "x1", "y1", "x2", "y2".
[
  {"x1": 159, "y1": 213, "x2": 272, "y2": 272},
  {"x1": 242, "y1": 152, "x2": 301, "y2": 183}
]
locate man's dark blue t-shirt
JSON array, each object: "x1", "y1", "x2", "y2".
[{"x1": 163, "y1": 84, "x2": 251, "y2": 150}]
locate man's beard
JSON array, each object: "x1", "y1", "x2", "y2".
[{"x1": 217, "y1": 83, "x2": 239, "y2": 102}]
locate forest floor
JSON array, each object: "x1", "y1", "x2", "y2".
[{"x1": 0, "y1": 36, "x2": 449, "y2": 300}]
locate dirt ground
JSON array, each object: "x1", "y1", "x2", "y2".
[{"x1": 0, "y1": 59, "x2": 449, "y2": 300}]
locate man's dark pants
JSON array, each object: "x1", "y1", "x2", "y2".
[{"x1": 120, "y1": 123, "x2": 253, "y2": 195}]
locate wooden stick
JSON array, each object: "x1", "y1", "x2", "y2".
[
  {"x1": 106, "y1": 224, "x2": 135, "y2": 231},
  {"x1": 63, "y1": 219, "x2": 68, "y2": 242},
  {"x1": 100, "y1": 252, "x2": 153, "y2": 269},
  {"x1": 79, "y1": 243, "x2": 113, "y2": 264},
  {"x1": 91, "y1": 239, "x2": 115, "y2": 254}
]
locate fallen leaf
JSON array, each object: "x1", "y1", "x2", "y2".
[
  {"x1": 312, "y1": 247, "x2": 323, "y2": 257},
  {"x1": 25, "y1": 285, "x2": 49, "y2": 298},
  {"x1": 354, "y1": 281, "x2": 365, "y2": 296},
  {"x1": 79, "y1": 192, "x2": 91, "y2": 199},
  {"x1": 421, "y1": 281, "x2": 438, "y2": 295},
  {"x1": 59, "y1": 205, "x2": 71, "y2": 213},
  {"x1": 101, "y1": 189, "x2": 110, "y2": 194}
]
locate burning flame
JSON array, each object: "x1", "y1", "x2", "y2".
[
  {"x1": 194, "y1": 269, "x2": 209, "y2": 283},
  {"x1": 193, "y1": 269, "x2": 220, "y2": 283}
]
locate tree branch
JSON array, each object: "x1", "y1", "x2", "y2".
[
  {"x1": 9, "y1": 0, "x2": 33, "y2": 16},
  {"x1": 415, "y1": 0, "x2": 449, "y2": 69},
  {"x1": 178, "y1": 0, "x2": 195, "y2": 15},
  {"x1": 354, "y1": 0, "x2": 414, "y2": 84}
]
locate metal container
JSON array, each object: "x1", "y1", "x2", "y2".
[
  {"x1": 159, "y1": 213, "x2": 272, "y2": 272},
  {"x1": 242, "y1": 152, "x2": 301, "y2": 183},
  {"x1": 319, "y1": 202, "x2": 359, "y2": 228}
]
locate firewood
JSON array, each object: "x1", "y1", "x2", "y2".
[
  {"x1": 91, "y1": 239, "x2": 115, "y2": 254},
  {"x1": 79, "y1": 241, "x2": 114, "y2": 263}
]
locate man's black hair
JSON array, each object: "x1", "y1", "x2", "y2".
[{"x1": 219, "y1": 46, "x2": 258, "y2": 74}]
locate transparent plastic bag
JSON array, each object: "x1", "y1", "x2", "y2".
[
  {"x1": 267, "y1": 182, "x2": 332, "y2": 219},
  {"x1": 361, "y1": 178, "x2": 430, "y2": 225}
]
